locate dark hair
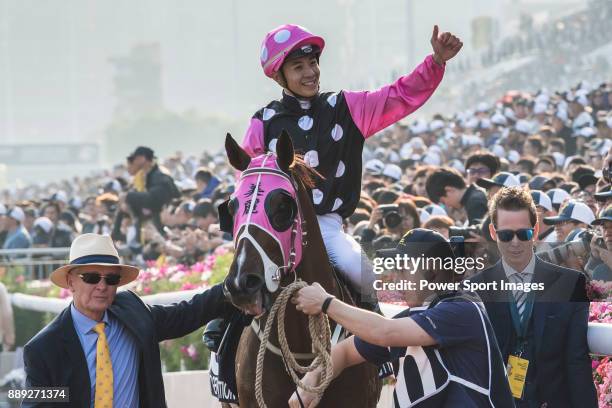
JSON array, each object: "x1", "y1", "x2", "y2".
[
  {"x1": 363, "y1": 180, "x2": 386, "y2": 194},
  {"x1": 536, "y1": 156, "x2": 555, "y2": 170},
  {"x1": 571, "y1": 165, "x2": 595, "y2": 183},
  {"x1": 348, "y1": 209, "x2": 370, "y2": 226},
  {"x1": 372, "y1": 188, "x2": 400, "y2": 204},
  {"x1": 414, "y1": 165, "x2": 434, "y2": 181},
  {"x1": 559, "y1": 181, "x2": 578, "y2": 193},
  {"x1": 42, "y1": 202, "x2": 61, "y2": 216},
  {"x1": 489, "y1": 187, "x2": 537, "y2": 227},
  {"x1": 194, "y1": 167, "x2": 213, "y2": 183},
  {"x1": 395, "y1": 198, "x2": 421, "y2": 229},
  {"x1": 193, "y1": 199, "x2": 217, "y2": 219},
  {"x1": 465, "y1": 151, "x2": 500, "y2": 175},
  {"x1": 517, "y1": 158, "x2": 536, "y2": 174},
  {"x1": 549, "y1": 137, "x2": 565, "y2": 152},
  {"x1": 425, "y1": 167, "x2": 466, "y2": 203},
  {"x1": 525, "y1": 135, "x2": 544, "y2": 154}
]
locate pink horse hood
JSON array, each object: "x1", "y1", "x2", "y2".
[{"x1": 232, "y1": 153, "x2": 304, "y2": 276}]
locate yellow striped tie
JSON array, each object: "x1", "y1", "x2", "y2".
[{"x1": 93, "y1": 322, "x2": 113, "y2": 408}]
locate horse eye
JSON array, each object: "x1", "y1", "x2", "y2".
[{"x1": 265, "y1": 190, "x2": 296, "y2": 232}]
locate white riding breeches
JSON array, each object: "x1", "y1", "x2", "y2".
[{"x1": 316, "y1": 213, "x2": 376, "y2": 298}]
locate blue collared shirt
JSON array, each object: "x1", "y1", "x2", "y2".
[{"x1": 70, "y1": 304, "x2": 140, "y2": 408}]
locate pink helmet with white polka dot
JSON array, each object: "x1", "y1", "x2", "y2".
[{"x1": 260, "y1": 24, "x2": 325, "y2": 78}]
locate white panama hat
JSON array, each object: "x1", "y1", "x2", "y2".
[{"x1": 50, "y1": 233, "x2": 139, "y2": 289}]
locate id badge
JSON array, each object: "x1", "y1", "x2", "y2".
[{"x1": 507, "y1": 354, "x2": 529, "y2": 399}]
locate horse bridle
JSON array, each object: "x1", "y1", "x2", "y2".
[{"x1": 231, "y1": 153, "x2": 307, "y2": 293}]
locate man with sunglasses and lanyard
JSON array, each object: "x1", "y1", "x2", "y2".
[
  {"x1": 470, "y1": 187, "x2": 596, "y2": 407},
  {"x1": 22, "y1": 233, "x2": 236, "y2": 408}
]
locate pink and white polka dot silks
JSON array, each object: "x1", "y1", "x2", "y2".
[
  {"x1": 232, "y1": 153, "x2": 303, "y2": 291},
  {"x1": 260, "y1": 24, "x2": 325, "y2": 78}
]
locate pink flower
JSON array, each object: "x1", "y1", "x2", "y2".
[
  {"x1": 59, "y1": 288, "x2": 72, "y2": 299},
  {"x1": 143, "y1": 286, "x2": 152, "y2": 295},
  {"x1": 181, "y1": 282, "x2": 196, "y2": 291},
  {"x1": 15, "y1": 275, "x2": 25, "y2": 284},
  {"x1": 186, "y1": 344, "x2": 198, "y2": 360},
  {"x1": 592, "y1": 359, "x2": 600, "y2": 370}
]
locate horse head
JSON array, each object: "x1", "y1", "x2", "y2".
[{"x1": 221, "y1": 131, "x2": 308, "y2": 316}]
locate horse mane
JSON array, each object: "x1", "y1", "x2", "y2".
[{"x1": 289, "y1": 155, "x2": 323, "y2": 190}]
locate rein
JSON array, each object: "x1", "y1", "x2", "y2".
[{"x1": 255, "y1": 281, "x2": 333, "y2": 408}]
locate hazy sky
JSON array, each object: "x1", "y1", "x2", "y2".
[{"x1": 0, "y1": 0, "x2": 587, "y2": 149}]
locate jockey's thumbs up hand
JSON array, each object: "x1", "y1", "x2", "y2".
[{"x1": 431, "y1": 25, "x2": 463, "y2": 65}]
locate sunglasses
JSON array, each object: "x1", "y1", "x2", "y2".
[
  {"x1": 496, "y1": 228, "x2": 534, "y2": 242},
  {"x1": 78, "y1": 273, "x2": 121, "y2": 286},
  {"x1": 467, "y1": 167, "x2": 490, "y2": 175}
]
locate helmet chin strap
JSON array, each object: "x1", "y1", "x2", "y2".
[{"x1": 279, "y1": 72, "x2": 318, "y2": 101}]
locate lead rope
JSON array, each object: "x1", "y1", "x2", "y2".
[{"x1": 255, "y1": 281, "x2": 333, "y2": 408}]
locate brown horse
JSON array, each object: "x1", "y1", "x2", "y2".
[{"x1": 222, "y1": 131, "x2": 381, "y2": 407}]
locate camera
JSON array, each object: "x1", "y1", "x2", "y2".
[
  {"x1": 536, "y1": 229, "x2": 595, "y2": 264},
  {"x1": 604, "y1": 164, "x2": 612, "y2": 184},
  {"x1": 377, "y1": 204, "x2": 402, "y2": 229},
  {"x1": 449, "y1": 225, "x2": 482, "y2": 239}
]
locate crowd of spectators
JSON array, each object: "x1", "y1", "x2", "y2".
[{"x1": 1, "y1": 77, "x2": 611, "y2": 282}]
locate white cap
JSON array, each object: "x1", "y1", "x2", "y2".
[
  {"x1": 479, "y1": 118, "x2": 492, "y2": 129},
  {"x1": 504, "y1": 107, "x2": 516, "y2": 121},
  {"x1": 408, "y1": 137, "x2": 425, "y2": 149},
  {"x1": 419, "y1": 204, "x2": 448, "y2": 224},
  {"x1": 382, "y1": 164, "x2": 402, "y2": 182},
  {"x1": 491, "y1": 112, "x2": 507, "y2": 126},
  {"x1": 8, "y1": 207, "x2": 25, "y2": 223},
  {"x1": 492, "y1": 144, "x2": 506, "y2": 157},
  {"x1": 476, "y1": 102, "x2": 489, "y2": 113},
  {"x1": 423, "y1": 152, "x2": 442, "y2": 166},
  {"x1": 69, "y1": 197, "x2": 82, "y2": 210},
  {"x1": 574, "y1": 126, "x2": 596, "y2": 138},
  {"x1": 464, "y1": 117, "x2": 479, "y2": 129},
  {"x1": 34, "y1": 217, "x2": 54, "y2": 234},
  {"x1": 544, "y1": 201, "x2": 595, "y2": 226},
  {"x1": 572, "y1": 111, "x2": 594, "y2": 129},
  {"x1": 576, "y1": 95, "x2": 589, "y2": 107},
  {"x1": 429, "y1": 119, "x2": 445, "y2": 132},
  {"x1": 52, "y1": 191, "x2": 68, "y2": 204},
  {"x1": 0, "y1": 203, "x2": 6, "y2": 216},
  {"x1": 555, "y1": 109, "x2": 568, "y2": 122},
  {"x1": 462, "y1": 135, "x2": 483, "y2": 146},
  {"x1": 410, "y1": 119, "x2": 429, "y2": 135},
  {"x1": 364, "y1": 159, "x2": 384, "y2": 175},
  {"x1": 552, "y1": 152, "x2": 566, "y2": 167},
  {"x1": 515, "y1": 119, "x2": 532, "y2": 134},
  {"x1": 607, "y1": 116, "x2": 612, "y2": 129},
  {"x1": 508, "y1": 150, "x2": 521, "y2": 164},
  {"x1": 535, "y1": 93, "x2": 549, "y2": 105},
  {"x1": 449, "y1": 159, "x2": 465, "y2": 173},
  {"x1": 533, "y1": 103, "x2": 548, "y2": 115},
  {"x1": 530, "y1": 190, "x2": 553, "y2": 212}
]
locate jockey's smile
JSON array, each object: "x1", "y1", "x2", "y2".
[{"x1": 274, "y1": 54, "x2": 320, "y2": 99}]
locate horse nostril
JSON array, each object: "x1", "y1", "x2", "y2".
[{"x1": 241, "y1": 274, "x2": 264, "y2": 293}]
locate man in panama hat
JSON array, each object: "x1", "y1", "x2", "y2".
[{"x1": 23, "y1": 233, "x2": 234, "y2": 408}]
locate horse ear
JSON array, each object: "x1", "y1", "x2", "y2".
[
  {"x1": 225, "y1": 133, "x2": 251, "y2": 171},
  {"x1": 276, "y1": 129, "x2": 295, "y2": 173}
]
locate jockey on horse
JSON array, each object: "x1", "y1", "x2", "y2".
[
  {"x1": 241, "y1": 23, "x2": 462, "y2": 305},
  {"x1": 206, "y1": 23, "x2": 462, "y2": 406}
]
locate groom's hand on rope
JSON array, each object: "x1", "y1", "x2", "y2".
[
  {"x1": 289, "y1": 371, "x2": 320, "y2": 408},
  {"x1": 431, "y1": 25, "x2": 463, "y2": 65},
  {"x1": 292, "y1": 282, "x2": 328, "y2": 315}
]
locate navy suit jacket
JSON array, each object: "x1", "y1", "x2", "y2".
[
  {"x1": 22, "y1": 283, "x2": 232, "y2": 407},
  {"x1": 470, "y1": 257, "x2": 597, "y2": 407}
]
